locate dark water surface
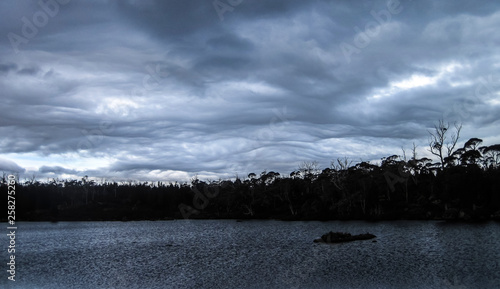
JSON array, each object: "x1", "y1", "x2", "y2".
[{"x1": 2, "y1": 220, "x2": 500, "y2": 288}]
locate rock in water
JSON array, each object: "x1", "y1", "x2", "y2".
[{"x1": 313, "y1": 231, "x2": 376, "y2": 243}]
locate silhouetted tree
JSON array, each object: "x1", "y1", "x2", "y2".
[{"x1": 428, "y1": 119, "x2": 462, "y2": 169}]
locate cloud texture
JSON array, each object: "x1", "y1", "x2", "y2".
[{"x1": 1, "y1": 0, "x2": 499, "y2": 182}]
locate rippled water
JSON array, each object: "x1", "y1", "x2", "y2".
[{"x1": 2, "y1": 220, "x2": 500, "y2": 288}]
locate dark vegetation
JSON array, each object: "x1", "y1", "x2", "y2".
[{"x1": 2, "y1": 121, "x2": 500, "y2": 222}]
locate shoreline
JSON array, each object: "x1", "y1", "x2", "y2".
[{"x1": 4, "y1": 216, "x2": 499, "y2": 223}]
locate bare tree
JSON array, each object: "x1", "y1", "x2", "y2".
[
  {"x1": 330, "y1": 157, "x2": 352, "y2": 192},
  {"x1": 298, "y1": 161, "x2": 320, "y2": 178},
  {"x1": 428, "y1": 119, "x2": 462, "y2": 169},
  {"x1": 331, "y1": 157, "x2": 352, "y2": 171},
  {"x1": 399, "y1": 146, "x2": 406, "y2": 162},
  {"x1": 411, "y1": 142, "x2": 418, "y2": 160}
]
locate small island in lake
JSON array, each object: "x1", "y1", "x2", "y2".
[{"x1": 314, "y1": 231, "x2": 376, "y2": 243}]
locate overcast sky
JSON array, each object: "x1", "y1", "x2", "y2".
[{"x1": 1, "y1": 0, "x2": 499, "y2": 182}]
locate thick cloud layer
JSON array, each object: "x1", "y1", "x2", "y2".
[{"x1": 1, "y1": 0, "x2": 499, "y2": 182}]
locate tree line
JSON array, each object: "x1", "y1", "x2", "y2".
[{"x1": 2, "y1": 120, "x2": 500, "y2": 222}]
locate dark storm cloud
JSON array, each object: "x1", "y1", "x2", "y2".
[{"x1": 1, "y1": 0, "x2": 499, "y2": 182}]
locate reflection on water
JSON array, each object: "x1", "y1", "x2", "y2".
[{"x1": 2, "y1": 220, "x2": 500, "y2": 288}]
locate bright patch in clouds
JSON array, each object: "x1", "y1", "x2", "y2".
[
  {"x1": 96, "y1": 97, "x2": 140, "y2": 116},
  {"x1": 487, "y1": 97, "x2": 500, "y2": 106},
  {"x1": 371, "y1": 62, "x2": 466, "y2": 99},
  {"x1": 217, "y1": 81, "x2": 285, "y2": 97},
  {"x1": 392, "y1": 74, "x2": 436, "y2": 89}
]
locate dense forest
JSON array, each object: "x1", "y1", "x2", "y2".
[{"x1": 2, "y1": 121, "x2": 500, "y2": 222}]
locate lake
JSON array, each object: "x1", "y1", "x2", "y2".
[{"x1": 2, "y1": 220, "x2": 500, "y2": 288}]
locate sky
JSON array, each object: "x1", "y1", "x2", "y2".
[{"x1": 0, "y1": 0, "x2": 499, "y2": 183}]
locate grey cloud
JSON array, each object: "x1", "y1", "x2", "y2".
[
  {"x1": 206, "y1": 33, "x2": 255, "y2": 53},
  {"x1": 0, "y1": 158, "x2": 25, "y2": 173},
  {"x1": 0, "y1": 63, "x2": 17, "y2": 73},
  {"x1": 38, "y1": 165, "x2": 77, "y2": 175},
  {"x1": 1, "y1": 0, "x2": 499, "y2": 182},
  {"x1": 17, "y1": 66, "x2": 40, "y2": 75}
]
